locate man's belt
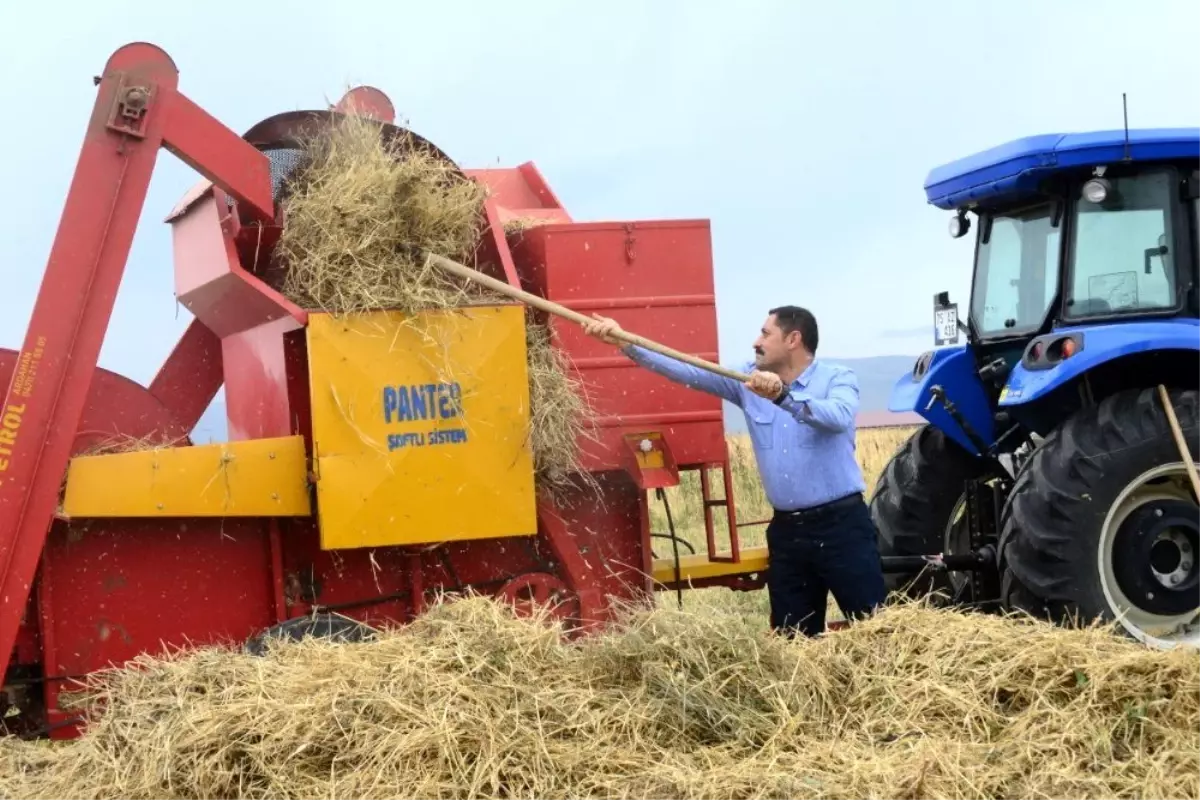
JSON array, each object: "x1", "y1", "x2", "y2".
[{"x1": 773, "y1": 492, "x2": 862, "y2": 520}]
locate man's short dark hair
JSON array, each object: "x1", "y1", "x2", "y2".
[{"x1": 769, "y1": 305, "x2": 818, "y2": 354}]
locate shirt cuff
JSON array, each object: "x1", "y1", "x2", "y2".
[{"x1": 779, "y1": 391, "x2": 811, "y2": 415}]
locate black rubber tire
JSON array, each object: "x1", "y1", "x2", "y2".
[
  {"x1": 244, "y1": 613, "x2": 378, "y2": 656},
  {"x1": 998, "y1": 386, "x2": 1199, "y2": 636},
  {"x1": 869, "y1": 424, "x2": 995, "y2": 598}
]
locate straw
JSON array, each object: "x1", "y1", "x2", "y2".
[{"x1": 1, "y1": 596, "x2": 1194, "y2": 800}]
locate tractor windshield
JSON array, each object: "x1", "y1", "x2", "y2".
[
  {"x1": 970, "y1": 204, "x2": 1060, "y2": 338},
  {"x1": 1064, "y1": 168, "x2": 1177, "y2": 319}
]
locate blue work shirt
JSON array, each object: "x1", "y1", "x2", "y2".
[{"x1": 622, "y1": 345, "x2": 865, "y2": 511}]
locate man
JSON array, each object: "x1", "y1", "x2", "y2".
[{"x1": 582, "y1": 305, "x2": 886, "y2": 637}]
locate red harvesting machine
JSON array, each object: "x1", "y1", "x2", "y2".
[{"x1": 0, "y1": 43, "x2": 769, "y2": 738}]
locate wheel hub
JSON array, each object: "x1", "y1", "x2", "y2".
[
  {"x1": 496, "y1": 573, "x2": 579, "y2": 625},
  {"x1": 1149, "y1": 535, "x2": 1183, "y2": 577},
  {"x1": 1113, "y1": 499, "x2": 1198, "y2": 615},
  {"x1": 1099, "y1": 462, "x2": 1200, "y2": 649}
]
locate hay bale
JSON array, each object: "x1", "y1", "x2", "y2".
[
  {"x1": 1, "y1": 598, "x2": 1195, "y2": 800},
  {"x1": 272, "y1": 113, "x2": 595, "y2": 495}
]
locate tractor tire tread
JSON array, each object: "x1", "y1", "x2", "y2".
[
  {"x1": 998, "y1": 385, "x2": 1198, "y2": 624},
  {"x1": 870, "y1": 424, "x2": 991, "y2": 595}
]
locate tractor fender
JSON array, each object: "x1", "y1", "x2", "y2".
[
  {"x1": 1000, "y1": 319, "x2": 1200, "y2": 407},
  {"x1": 887, "y1": 345, "x2": 995, "y2": 456}
]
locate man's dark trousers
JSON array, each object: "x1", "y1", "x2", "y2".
[{"x1": 765, "y1": 492, "x2": 887, "y2": 637}]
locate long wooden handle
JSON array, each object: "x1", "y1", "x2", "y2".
[
  {"x1": 1157, "y1": 384, "x2": 1200, "y2": 498},
  {"x1": 424, "y1": 252, "x2": 753, "y2": 383}
]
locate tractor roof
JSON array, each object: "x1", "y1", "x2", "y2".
[{"x1": 924, "y1": 127, "x2": 1200, "y2": 211}]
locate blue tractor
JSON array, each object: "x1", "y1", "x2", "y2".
[{"x1": 869, "y1": 127, "x2": 1199, "y2": 649}]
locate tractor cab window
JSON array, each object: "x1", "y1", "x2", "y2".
[
  {"x1": 1065, "y1": 169, "x2": 1176, "y2": 319},
  {"x1": 970, "y1": 204, "x2": 1060, "y2": 338}
]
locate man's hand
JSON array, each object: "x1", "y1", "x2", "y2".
[
  {"x1": 582, "y1": 314, "x2": 624, "y2": 346},
  {"x1": 745, "y1": 370, "x2": 785, "y2": 400}
]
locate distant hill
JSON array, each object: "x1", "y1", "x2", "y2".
[
  {"x1": 722, "y1": 354, "x2": 917, "y2": 433},
  {"x1": 190, "y1": 354, "x2": 919, "y2": 442}
]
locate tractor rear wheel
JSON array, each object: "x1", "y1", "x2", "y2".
[
  {"x1": 869, "y1": 424, "x2": 996, "y2": 600},
  {"x1": 998, "y1": 387, "x2": 1199, "y2": 649}
]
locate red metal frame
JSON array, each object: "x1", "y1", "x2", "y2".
[
  {"x1": 505, "y1": 219, "x2": 730, "y2": 472},
  {"x1": 0, "y1": 43, "x2": 754, "y2": 737},
  {"x1": 146, "y1": 319, "x2": 224, "y2": 432},
  {"x1": 0, "y1": 43, "x2": 275, "y2": 682},
  {"x1": 700, "y1": 457, "x2": 742, "y2": 564}
]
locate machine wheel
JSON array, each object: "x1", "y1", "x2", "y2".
[
  {"x1": 495, "y1": 573, "x2": 580, "y2": 626},
  {"x1": 998, "y1": 387, "x2": 1199, "y2": 649},
  {"x1": 870, "y1": 424, "x2": 996, "y2": 599},
  {"x1": 244, "y1": 613, "x2": 378, "y2": 656}
]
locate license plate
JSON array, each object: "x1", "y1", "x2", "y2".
[{"x1": 934, "y1": 305, "x2": 959, "y2": 346}]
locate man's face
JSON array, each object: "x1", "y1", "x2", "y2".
[{"x1": 752, "y1": 314, "x2": 796, "y2": 371}]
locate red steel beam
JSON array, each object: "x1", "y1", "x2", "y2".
[
  {"x1": 147, "y1": 318, "x2": 225, "y2": 433},
  {"x1": 0, "y1": 42, "x2": 274, "y2": 677}
]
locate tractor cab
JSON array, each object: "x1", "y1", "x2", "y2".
[
  {"x1": 871, "y1": 127, "x2": 1200, "y2": 651},
  {"x1": 933, "y1": 131, "x2": 1198, "y2": 400},
  {"x1": 970, "y1": 163, "x2": 1197, "y2": 326},
  {"x1": 889, "y1": 129, "x2": 1199, "y2": 455}
]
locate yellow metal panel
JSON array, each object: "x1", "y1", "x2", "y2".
[
  {"x1": 652, "y1": 546, "x2": 770, "y2": 584},
  {"x1": 61, "y1": 436, "x2": 311, "y2": 518},
  {"x1": 306, "y1": 305, "x2": 537, "y2": 550}
]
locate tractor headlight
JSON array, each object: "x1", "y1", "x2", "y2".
[
  {"x1": 948, "y1": 213, "x2": 970, "y2": 238},
  {"x1": 1082, "y1": 178, "x2": 1111, "y2": 204}
]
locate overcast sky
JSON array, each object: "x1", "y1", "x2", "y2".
[{"x1": 1, "y1": 0, "x2": 1196, "y2": 390}]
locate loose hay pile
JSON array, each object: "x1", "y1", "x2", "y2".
[
  {"x1": 73, "y1": 432, "x2": 188, "y2": 456},
  {"x1": 524, "y1": 322, "x2": 598, "y2": 493},
  {"x1": 1, "y1": 599, "x2": 1196, "y2": 800},
  {"x1": 274, "y1": 113, "x2": 492, "y2": 317},
  {"x1": 271, "y1": 113, "x2": 595, "y2": 493},
  {"x1": 502, "y1": 216, "x2": 555, "y2": 236}
]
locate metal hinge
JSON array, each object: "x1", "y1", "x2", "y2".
[{"x1": 105, "y1": 75, "x2": 153, "y2": 139}]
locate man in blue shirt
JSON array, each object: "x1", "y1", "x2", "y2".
[{"x1": 582, "y1": 305, "x2": 887, "y2": 637}]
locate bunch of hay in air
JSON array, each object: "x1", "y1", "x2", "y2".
[
  {"x1": 271, "y1": 112, "x2": 596, "y2": 496},
  {"x1": 0, "y1": 597, "x2": 1195, "y2": 800}
]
